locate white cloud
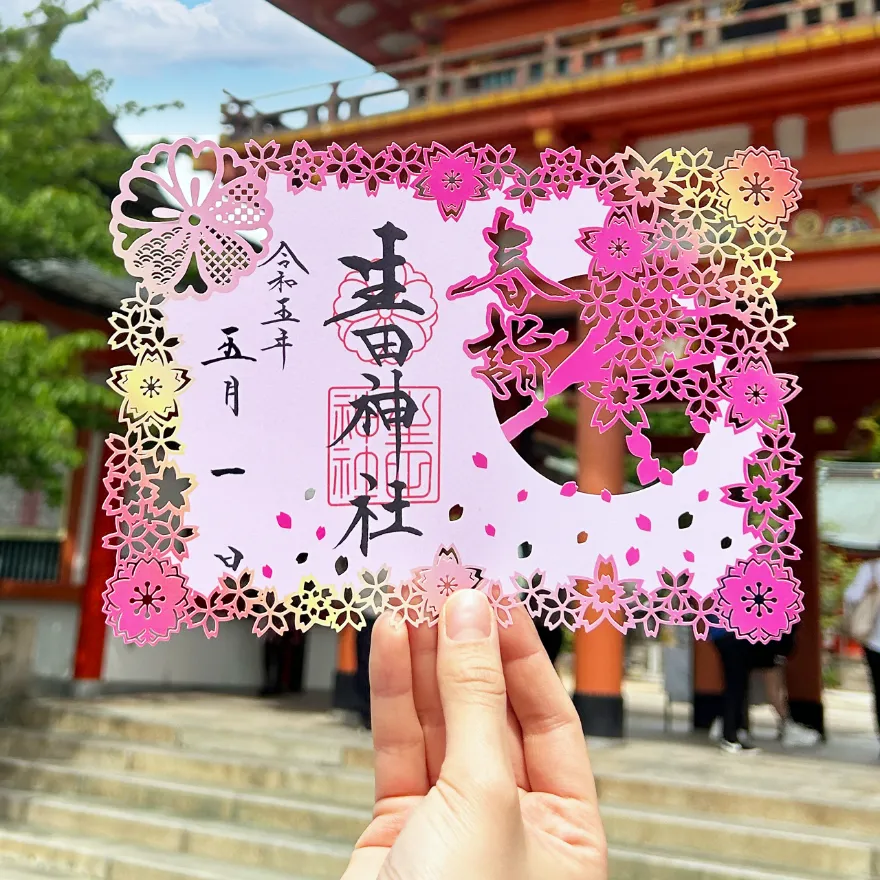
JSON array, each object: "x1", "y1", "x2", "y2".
[{"x1": 10, "y1": 0, "x2": 367, "y2": 73}]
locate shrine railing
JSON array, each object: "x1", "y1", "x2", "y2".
[{"x1": 222, "y1": 0, "x2": 880, "y2": 141}]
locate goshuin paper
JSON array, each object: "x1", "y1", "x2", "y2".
[{"x1": 104, "y1": 140, "x2": 804, "y2": 647}]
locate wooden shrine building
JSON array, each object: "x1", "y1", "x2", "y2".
[{"x1": 216, "y1": 0, "x2": 880, "y2": 736}]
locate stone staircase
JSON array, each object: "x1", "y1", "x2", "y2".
[{"x1": 0, "y1": 696, "x2": 875, "y2": 879}]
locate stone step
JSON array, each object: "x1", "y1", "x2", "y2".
[
  {"x1": 0, "y1": 727, "x2": 374, "y2": 808},
  {"x1": 0, "y1": 864, "x2": 76, "y2": 879},
  {"x1": 608, "y1": 846, "x2": 837, "y2": 880},
  {"x1": 0, "y1": 791, "x2": 352, "y2": 879},
  {"x1": 15, "y1": 703, "x2": 373, "y2": 770},
  {"x1": 597, "y1": 772, "x2": 880, "y2": 838},
  {"x1": 602, "y1": 804, "x2": 878, "y2": 879},
  {"x1": 0, "y1": 758, "x2": 370, "y2": 843}
]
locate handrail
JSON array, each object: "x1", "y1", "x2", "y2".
[{"x1": 222, "y1": 0, "x2": 879, "y2": 141}]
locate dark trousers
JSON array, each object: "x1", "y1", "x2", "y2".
[
  {"x1": 865, "y1": 646, "x2": 880, "y2": 738},
  {"x1": 714, "y1": 635, "x2": 751, "y2": 743},
  {"x1": 356, "y1": 617, "x2": 376, "y2": 725}
]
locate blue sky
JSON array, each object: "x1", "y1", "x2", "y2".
[{"x1": 4, "y1": 0, "x2": 374, "y2": 145}]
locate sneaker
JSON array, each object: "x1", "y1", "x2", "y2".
[
  {"x1": 708, "y1": 718, "x2": 722, "y2": 742},
  {"x1": 720, "y1": 737, "x2": 761, "y2": 755},
  {"x1": 781, "y1": 720, "x2": 820, "y2": 748}
]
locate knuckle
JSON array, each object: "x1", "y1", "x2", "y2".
[{"x1": 445, "y1": 656, "x2": 506, "y2": 701}]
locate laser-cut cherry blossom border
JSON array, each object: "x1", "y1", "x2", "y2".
[{"x1": 103, "y1": 139, "x2": 803, "y2": 646}]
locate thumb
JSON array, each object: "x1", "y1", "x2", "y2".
[{"x1": 436, "y1": 589, "x2": 514, "y2": 794}]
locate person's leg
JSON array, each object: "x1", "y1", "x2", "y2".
[
  {"x1": 260, "y1": 636, "x2": 282, "y2": 697},
  {"x1": 764, "y1": 665, "x2": 789, "y2": 729},
  {"x1": 864, "y1": 647, "x2": 880, "y2": 738},
  {"x1": 716, "y1": 636, "x2": 749, "y2": 744}
]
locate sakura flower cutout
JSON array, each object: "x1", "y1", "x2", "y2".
[
  {"x1": 109, "y1": 351, "x2": 189, "y2": 426},
  {"x1": 103, "y1": 556, "x2": 189, "y2": 647},
  {"x1": 580, "y1": 555, "x2": 639, "y2": 632},
  {"x1": 111, "y1": 139, "x2": 272, "y2": 298},
  {"x1": 413, "y1": 143, "x2": 489, "y2": 220},
  {"x1": 720, "y1": 356, "x2": 799, "y2": 432},
  {"x1": 717, "y1": 147, "x2": 801, "y2": 229},
  {"x1": 330, "y1": 262, "x2": 438, "y2": 365},
  {"x1": 411, "y1": 545, "x2": 485, "y2": 619},
  {"x1": 717, "y1": 558, "x2": 803, "y2": 643},
  {"x1": 285, "y1": 140, "x2": 327, "y2": 192},
  {"x1": 579, "y1": 207, "x2": 653, "y2": 280}
]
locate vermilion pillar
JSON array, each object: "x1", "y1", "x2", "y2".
[
  {"x1": 72, "y1": 439, "x2": 114, "y2": 695},
  {"x1": 574, "y1": 394, "x2": 626, "y2": 737}
]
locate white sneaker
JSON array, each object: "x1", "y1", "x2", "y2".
[
  {"x1": 781, "y1": 720, "x2": 821, "y2": 748},
  {"x1": 720, "y1": 737, "x2": 761, "y2": 755},
  {"x1": 708, "y1": 718, "x2": 722, "y2": 742}
]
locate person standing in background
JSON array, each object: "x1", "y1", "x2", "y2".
[
  {"x1": 355, "y1": 605, "x2": 379, "y2": 730},
  {"x1": 844, "y1": 555, "x2": 880, "y2": 757},
  {"x1": 709, "y1": 626, "x2": 758, "y2": 753}
]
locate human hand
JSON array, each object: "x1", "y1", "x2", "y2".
[{"x1": 341, "y1": 589, "x2": 607, "y2": 880}]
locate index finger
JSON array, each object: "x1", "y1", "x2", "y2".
[
  {"x1": 370, "y1": 614, "x2": 430, "y2": 802},
  {"x1": 499, "y1": 607, "x2": 598, "y2": 805}
]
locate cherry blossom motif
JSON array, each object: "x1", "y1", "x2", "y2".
[
  {"x1": 580, "y1": 555, "x2": 639, "y2": 631},
  {"x1": 382, "y1": 143, "x2": 425, "y2": 189},
  {"x1": 285, "y1": 141, "x2": 327, "y2": 193},
  {"x1": 504, "y1": 166, "x2": 551, "y2": 212},
  {"x1": 103, "y1": 556, "x2": 189, "y2": 646},
  {"x1": 385, "y1": 581, "x2": 426, "y2": 628},
  {"x1": 540, "y1": 581, "x2": 587, "y2": 630},
  {"x1": 539, "y1": 147, "x2": 585, "y2": 199},
  {"x1": 111, "y1": 139, "x2": 272, "y2": 298},
  {"x1": 579, "y1": 208, "x2": 653, "y2": 279},
  {"x1": 411, "y1": 545, "x2": 485, "y2": 620},
  {"x1": 610, "y1": 148, "x2": 679, "y2": 215},
  {"x1": 674, "y1": 587, "x2": 720, "y2": 639},
  {"x1": 109, "y1": 352, "x2": 189, "y2": 427},
  {"x1": 717, "y1": 148, "x2": 801, "y2": 228},
  {"x1": 588, "y1": 372, "x2": 647, "y2": 432},
  {"x1": 479, "y1": 580, "x2": 521, "y2": 628},
  {"x1": 720, "y1": 357, "x2": 799, "y2": 432},
  {"x1": 717, "y1": 558, "x2": 804, "y2": 643},
  {"x1": 413, "y1": 143, "x2": 489, "y2": 220},
  {"x1": 250, "y1": 590, "x2": 291, "y2": 637},
  {"x1": 477, "y1": 145, "x2": 519, "y2": 188},
  {"x1": 184, "y1": 584, "x2": 239, "y2": 638},
  {"x1": 329, "y1": 262, "x2": 438, "y2": 365},
  {"x1": 244, "y1": 140, "x2": 287, "y2": 179},
  {"x1": 628, "y1": 586, "x2": 670, "y2": 637}
]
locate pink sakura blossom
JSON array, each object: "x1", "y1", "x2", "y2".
[
  {"x1": 244, "y1": 140, "x2": 287, "y2": 179},
  {"x1": 413, "y1": 143, "x2": 489, "y2": 220},
  {"x1": 330, "y1": 262, "x2": 438, "y2": 364},
  {"x1": 579, "y1": 208, "x2": 653, "y2": 280},
  {"x1": 411, "y1": 546, "x2": 485, "y2": 620},
  {"x1": 720, "y1": 357, "x2": 799, "y2": 433},
  {"x1": 588, "y1": 373, "x2": 647, "y2": 432},
  {"x1": 285, "y1": 141, "x2": 327, "y2": 192},
  {"x1": 103, "y1": 556, "x2": 189, "y2": 646},
  {"x1": 717, "y1": 558, "x2": 803, "y2": 643},
  {"x1": 580, "y1": 555, "x2": 639, "y2": 631},
  {"x1": 539, "y1": 147, "x2": 585, "y2": 199}
]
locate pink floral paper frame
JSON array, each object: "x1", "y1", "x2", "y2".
[{"x1": 103, "y1": 139, "x2": 804, "y2": 646}]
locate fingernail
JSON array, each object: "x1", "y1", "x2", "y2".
[{"x1": 445, "y1": 590, "x2": 492, "y2": 642}]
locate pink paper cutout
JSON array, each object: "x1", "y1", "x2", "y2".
[{"x1": 102, "y1": 139, "x2": 804, "y2": 645}]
